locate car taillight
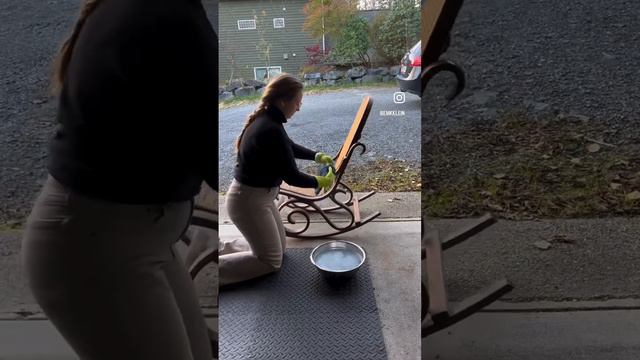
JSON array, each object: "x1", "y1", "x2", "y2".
[{"x1": 410, "y1": 56, "x2": 421, "y2": 67}]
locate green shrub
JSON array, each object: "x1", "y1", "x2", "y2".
[
  {"x1": 330, "y1": 15, "x2": 371, "y2": 66},
  {"x1": 371, "y1": 0, "x2": 420, "y2": 63}
]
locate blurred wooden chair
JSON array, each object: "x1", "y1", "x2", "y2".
[
  {"x1": 421, "y1": 0, "x2": 466, "y2": 100},
  {"x1": 422, "y1": 214, "x2": 513, "y2": 337}
]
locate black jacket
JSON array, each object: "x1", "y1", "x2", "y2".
[
  {"x1": 48, "y1": 0, "x2": 218, "y2": 204},
  {"x1": 234, "y1": 106, "x2": 319, "y2": 188}
]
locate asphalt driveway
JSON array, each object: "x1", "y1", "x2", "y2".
[{"x1": 219, "y1": 87, "x2": 421, "y2": 190}]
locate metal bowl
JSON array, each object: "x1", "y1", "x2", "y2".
[{"x1": 310, "y1": 240, "x2": 366, "y2": 280}]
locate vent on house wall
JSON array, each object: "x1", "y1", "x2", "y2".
[
  {"x1": 273, "y1": 18, "x2": 285, "y2": 29},
  {"x1": 237, "y1": 19, "x2": 256, "y2": 30}
]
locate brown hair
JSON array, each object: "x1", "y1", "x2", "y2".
[
  {"x1": 51, "y1": 0, "x2": 102, "y2": 94},
  {"x1": 235, "y1": 73, "x2": 303, "y2": 150}
]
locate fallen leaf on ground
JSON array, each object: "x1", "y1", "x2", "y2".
[
  {"x1": 533, "y1": 240, "x2": 552, "y2": 250},
  {"x1": 626, "y1": 191, "x2": 640, "y2": 201},
  {"x1": 4, "y1": 220, "x2": 22, "y2": 229},
  {"x1": 610, "y1": 182, "x2": 622, "y2": 190},
  {"x1": 551, "y1": 234, "x2": 576, "y2": 244},
  {"x1": 493, "y1": 173, "x2": 507, "y2": 179},
  {"x1": 586, "y1": 143, "x2": 601, "y2": 153},
  {"x1": 487, "y1": 203, "x2": 505, "y2": 211}
]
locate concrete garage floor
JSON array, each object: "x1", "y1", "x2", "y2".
[
  {"x1": 422, "y1": 306, "x2": 640, "y2": 360},
  {"x1": 219, "y1": 219, "x2": 422, "y2": 360}
]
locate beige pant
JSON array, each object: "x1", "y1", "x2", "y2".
[
  {"x1": 21, "y1": 176, "x2": 212, "y2": 360},
  {"x1": 219, "y1": 179, "x2": 286, "y2": 286}
]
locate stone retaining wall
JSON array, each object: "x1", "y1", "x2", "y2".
[{"x1": 219, "y1": 66, "x2": 401, "y2": 101}]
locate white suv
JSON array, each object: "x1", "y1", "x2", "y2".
[{"x1": 396, "y1": 41, "x2": 422, "y2": 97}]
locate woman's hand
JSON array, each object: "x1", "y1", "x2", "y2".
[
  {"x1": 314, "y1": 166, "x2": 335, "y2": 191},
  {"x1": 314, "y1": 152, "x2": 334, "y2": 166}
]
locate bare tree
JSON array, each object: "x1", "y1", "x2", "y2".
[{"x1": 254, "y1": 10, "x2": 273, "y2": 80}]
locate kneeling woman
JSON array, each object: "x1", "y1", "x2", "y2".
[{"x1": 220, "y1": 74, "x2": 334, "y2": 286}]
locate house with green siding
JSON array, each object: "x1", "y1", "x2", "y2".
[{"x1": 218, "y1": 0, "x2": 318, "y2": 84}]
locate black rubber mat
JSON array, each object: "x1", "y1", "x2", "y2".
[{"x1": 219, "y1": 248, "x2": 388, "y2": 360}]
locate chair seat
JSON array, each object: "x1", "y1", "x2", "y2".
[{"x1": 280, "y1": 182, "x2": 316, "y2": 197}]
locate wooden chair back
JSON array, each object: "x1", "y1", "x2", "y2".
[{"x1": 334, "y1": 96, "x2": 373, "y2": 174}]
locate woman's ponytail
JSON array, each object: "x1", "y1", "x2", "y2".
[
  {"x1": 235, "y1": 99, "x2": 268, "y2": 151},
  {"x1": 51, "y1": 0, "x2": 102, "y2": 95},
  {"x1": 234, "y1": 73, "x2": 303, "y2": 151}
]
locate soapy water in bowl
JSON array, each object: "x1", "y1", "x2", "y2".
[{"x1": 314, "y1": 248, "x2": 362, "y2": 271}]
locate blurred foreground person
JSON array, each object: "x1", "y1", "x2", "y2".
[{"x1": 21, "y1": 0, "x2": 218, "y2": 358}]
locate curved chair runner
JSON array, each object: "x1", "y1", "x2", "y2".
[{"x1": 278, "y1": 96, "x2": 381, "y2": 239}]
